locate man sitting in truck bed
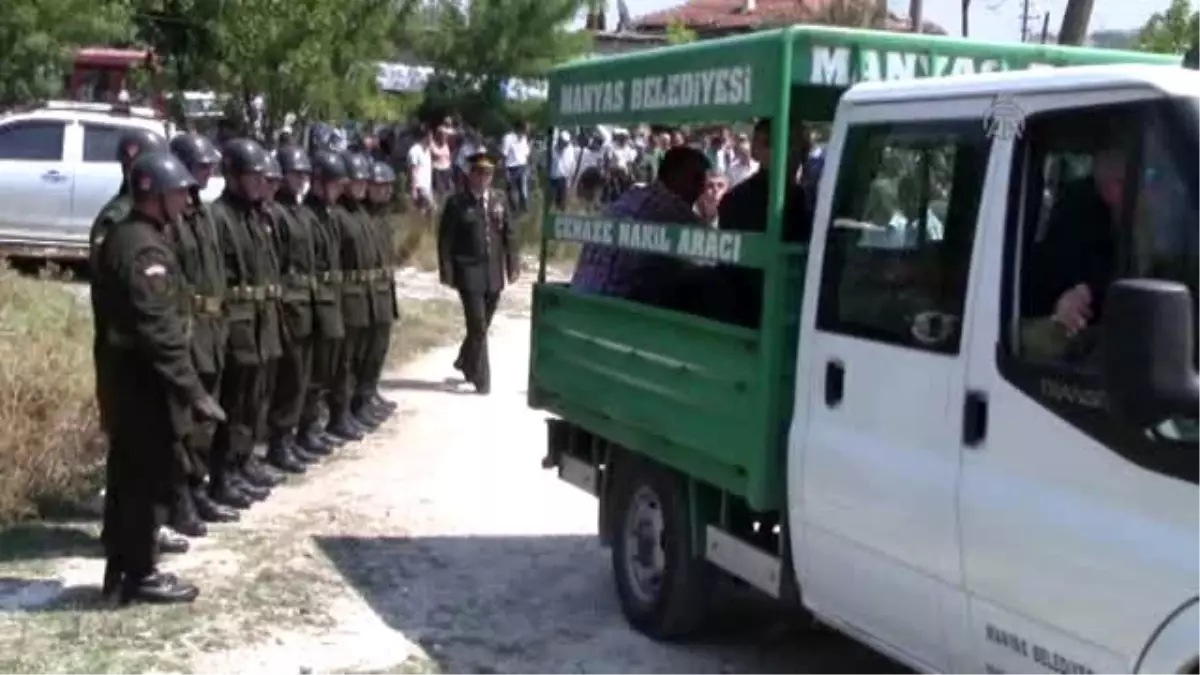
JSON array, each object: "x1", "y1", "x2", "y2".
[{"x1": 570, "y1": 146, "x2": 710, "y2": 308}]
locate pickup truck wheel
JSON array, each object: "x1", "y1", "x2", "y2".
[{"x1": 610, "y1": 461, "x2": 710, "y2": 640}]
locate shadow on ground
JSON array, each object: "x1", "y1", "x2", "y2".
[
  {"x1": 379, "y1": 378, "x2": 474, "y2": 395},
  {"x1": 315, "y1": 534, "x2": 907, "y2": 674},
  {"x1": 0, "y1": 523, "x2": 100, "y2": 564}
]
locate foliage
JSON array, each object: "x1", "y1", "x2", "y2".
[
  {"x1": 1136, "y1": 0, "x2": 1199, "y2": 55},
  {"x1": 665, "y1": 19, "x2": 698, "y2": 45},
  {"x1": 810, "y1": 0, "x2": 889, "y2": 29},
  {"x1": 0, "y1": 0, "x2": 134, "y2": 105}
]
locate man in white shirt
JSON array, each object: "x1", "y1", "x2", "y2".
[
  {"x1": 501, "y1": 121, "x2": 532, "y2": 213},
  {"x1": 407, "y1": 129, "x2": 434, "y2": 213},
  {"x1": 725, "y1": 133, "x2": 759, "y2": 187},
  {"x1": 549, "y1": 130, "x2": 580, "y2": 208}
]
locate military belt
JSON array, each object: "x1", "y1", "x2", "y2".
[
  {"x1": 193, "y1": 295, "x2": 223, "y2": 316},
  {"x1": 288, "y1": 273, "x2": 316, "y2": 290},
  {"x1": 317, "y1": 271, "x2": 342, "y2": 285},
  {"x1": 264, "y1": 284, "x2": 282, "y2": 300}
]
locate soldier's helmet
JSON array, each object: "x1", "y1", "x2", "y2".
[
  {"x1": 129, "y1": 151, "x2": 198, "y2": 196},
  {"x1": 222, "y1": 138, "x2": 272, "y2": 176},
  {"x1": 277, "y1": 145, "x2": 312, "y2": 174},
  {"x1": 370, "y1": 161, "x2": 397, "y2": 185},
  {"x1": 341, "y1": 151, "x2": 372, "y2": 181},
  {"x1": 311, "y1": 150, "x2": 348, "y2": 182},
  {"x1": 117, "y1": 128, "x2": 168, "y2": 167},
  {"x1": 265, "y1": 154, "x2": 283, "y2": 180},
  {"x1": 169, "y1": 132, "x2": 221, "y2": 171}
]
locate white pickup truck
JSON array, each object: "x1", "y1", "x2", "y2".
[
  {"x1": 530, "y1": 32, "x2": 1199, "y2": 675},
  {"x1": 0, "y1": 102, "x2": 223, "y2": 261}
]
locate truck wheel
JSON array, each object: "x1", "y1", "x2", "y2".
[{"x1": 610, "y1": 460, "x2": 711, "y2": 640}]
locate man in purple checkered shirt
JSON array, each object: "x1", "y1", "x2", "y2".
[{"x1": 571, "y1": 147, "x2": 709, "y2": 304}]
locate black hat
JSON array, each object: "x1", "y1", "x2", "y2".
[
  {"x1": 264, "y1": 154, "x2": 283, "y2": 180},
  {"x1": 370, "y1": 161, "x2": 396, "y2": 184},
  {"x1": 311, "y1": 150, "x2": 348, "y2": 181},
  {"x1": 129, "y1": 151, "x2": 197, "y2": 196},
  {"x1": 276, "y1": 145, "x2": 312, "y2": 174},
  {"x1": 117, "y1": 128, "x2": 168, "y2": 167},
  {"x1": 169, "y1": 132, "x2": 220, "y2": 171},
  {"x1": 341, "y1": 151, "x2": 371, "y2": 181},
  {"x1": 222, "y1": 138, "x2": 271, "y2": 176}
]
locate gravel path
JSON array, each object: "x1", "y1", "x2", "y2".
[{"x1": 187, "y1": 284, "x2": 903, "y2": 674}]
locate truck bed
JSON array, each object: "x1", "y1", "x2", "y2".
[{"x1": 528, "y1": 253, "x2": 806, "y2": 512}]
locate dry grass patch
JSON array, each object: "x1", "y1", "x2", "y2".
[{"x1": 0, "y1": 263, "x2": 102, "y2": 524}]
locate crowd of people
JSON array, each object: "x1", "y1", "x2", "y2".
[{"x1": 88, "y1": 129, "x2": 406, "y2": 605}]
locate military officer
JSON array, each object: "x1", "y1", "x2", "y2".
[
  {"x1": 299, "y1": 150, "x2": 349, "y2": 455},
  {"x1": 208, "y1": 138, "x2": 284, "y2": 509},
  {"x1": 166, "y1": 132, "x2": 241, "y2": 531},
  {"x1": 437, "y1": 151, "x2": 520, "y2": 394},
  {"x1": 359, "y1": 161, "x2": 401, "y2": 419},
  {"x1": 93, "y1": 151, "x2": 226, "y2": 605},
  {"x1": 264, "y1": 145, "x2": 324, "y2": 472},
  {"x1": 256, "y1": 156, "x2": 288, "y2": 465},
  {"x1": 327, "y1": 152, "x2": 378, "y2": 440}
]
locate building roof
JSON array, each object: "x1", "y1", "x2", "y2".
[{"x1": 631, "y1": 0, "x2": 945, "y2": 35}]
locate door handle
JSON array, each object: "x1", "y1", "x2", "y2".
[
  {"x1": 824, "y1": 360, "x2": 845, "y2": 407},
  {"x1": 40, "y1": 170, "x2": 67, "y2": 183},
  {"x1": 963, "y1": 390, "x2": 989, "y2": 447}
]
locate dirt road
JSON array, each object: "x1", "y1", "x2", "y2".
[{"x1": 0, "y1": 273, "x2": 904, "y2": 673}]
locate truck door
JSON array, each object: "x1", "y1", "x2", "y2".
[
  {"x1": 959, "y1": 92, "x2": 1199, "y2": 674},
  {"x1": 0, "y1": 118, "x2": 72, "y2": 242},
  {"x1": 71, "y1": 122, "x2": 129, "y2": 240},
  {"x1": 794, "y1": 107, "x2": 992, "y2": 671}
]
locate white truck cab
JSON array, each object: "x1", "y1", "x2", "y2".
[{"x1": 790, "y1": 64, "x2": 1198, "y2": 673}]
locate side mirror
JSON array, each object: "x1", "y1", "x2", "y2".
[{"x1": 1102, "y1": 279, "x2": 1200, "y2": 427}]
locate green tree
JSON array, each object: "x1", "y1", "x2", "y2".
[
  {"x1": 0, "y1": 0, "x2": 134, "y2": 105},
  {"x1": 665, "y1": 18, "x2": 697, "y2": 44},
  {"x1": 410, "y1": 0, "x2": 589, "y2": 134},
  {"x1": 1136, "y1": 0, "x2": 1199, "y2": 54}
]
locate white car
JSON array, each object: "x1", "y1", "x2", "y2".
[{"x1": 0, "y1": 101, "x2": 223, "y2": 261}]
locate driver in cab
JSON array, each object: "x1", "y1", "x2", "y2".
[{"x1": 1020, "y1": 144, "x2": 1128, "y2": 366}]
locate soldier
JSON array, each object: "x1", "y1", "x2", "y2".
[
  {"x1": 264, "y1": 145, "x2": 324, "y2": 472},
  {"x1": 93, "y1": 151, "x2": 225, "y2": 605},
  {"x1": 257, "y1": 156, "x2": 288, "y2": 464},
  {"x1": 299, "y1": 151, "x2": 349, "y2": 455},
  {"x1": 326, "y1": 152, "x2": 378, "y2": 440},
  {"x1": 437, "y1": 151, "x2": 520, "y2": 394},
  {"x1": 166, "y1": 132, "x2": 241, "y2": 531},
  {"x1": 88, "y1": 126, "x2": 191, "y2": 556},
  {"x1": 359, "y1": 161, "x2": 401, "y2": 420},
  {"x1": 208, "y1": 138, "x2": 284, "y2": 509}
]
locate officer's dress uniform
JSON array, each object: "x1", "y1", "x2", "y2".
[
  {"x1": 303, "y1": 193, "x2": 346, "y2": 449},
  {"x1": 210, "y1": 192, "x2": 283, "y2": 497},
  {"x1": 93, "y1": 209, "x2": 207, "y2": 596},
  {"x1": 266, "y1": 192, "x2": 321, "y2": 455},
  {"x1": 437, "y1": 185, "x2": 519, "y2": 393},
  {"x1": 331, "y1": 198, "x2": 377, "y2": 431}
]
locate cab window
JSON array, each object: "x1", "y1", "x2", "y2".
[{"x1": 815, "y1": 119, "x2": 990, "y2": 353}]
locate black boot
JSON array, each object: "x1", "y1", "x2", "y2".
[
  {"x1": 119, "y1": 571, "x2": 199, "y2": 606},
  {"x1": 242, "y1": 458, "x2": 284, "y2": 487},
  {"x1": 209, "y1": 478, "x2": 253, "y2": 509},
  {"x1": 327, "y1": 416, "x2": 364, "y2": 442},
  {"x1": 371, "y1": 392, "x2": 397, "y2": 413},
  {"x1": 102, "y1": 561, "x2": 123, "y2": 600},
  {"x1": 193, "y1": 488, "x2": 240, "y2": 522},
  {"x1": 298, "y1": 428, "x2": 334, "y2": 456},
  {"x1": 156, "y1": 528, "x2": 190, "y2": 555},
  {"x1": 169, "y1": 489, "x2": 207, "y2": 538},
  {"x1": 267, "y1": 436, "x2": 307, "y2": 474},
  {"x1": 232, "y1": 474, "x2": 269, "y2": 502}
]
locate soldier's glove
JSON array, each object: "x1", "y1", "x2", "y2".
[{"x1": 193, "y1": 394, "x2": 227, "y2": 423}]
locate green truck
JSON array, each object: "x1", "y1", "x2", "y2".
[{"x1": 529, "y1": 25, "x2": 1198, "y2": 675}]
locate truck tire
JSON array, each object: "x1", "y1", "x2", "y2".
[{"x1": 609, "y1": 458, "x2": 711, "y2": 640}]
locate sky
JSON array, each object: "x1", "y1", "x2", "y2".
[{"x1": 595, "y1": 0, "x2": 1193, "y2": 44}]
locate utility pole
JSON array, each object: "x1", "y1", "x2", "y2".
[{"x1": 1019, "y1": 0, "x2": 1031, "y2": 42}]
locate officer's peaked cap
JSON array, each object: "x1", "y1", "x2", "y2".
[
  {"x1": 341, "y1": 151, "x2": 372, "y2": 181},
  {"x1": 370, "y1": 161, "x2": 396, "y2": 184},
  {"x1": 222, "y1": 138, "x2": 272, "y2": 176},
  {"x1": 276, "y1": 145, "x2": 312, "y2": 174},
  {"x1": 117, "y1": 127, "x2": 168, "y2": 166},
  {"x1": 311, "y1": 150, "x2": 348, "y2": 181},
  {"x1": 467, "y1": 150, "x2": 496, "y2": 170},
  {"x1": 169, "y1": 132, "x2": 220, "y2": 170},
  {"x1": 129, "y1": 151, "x2": 197, "y2": 195}
]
